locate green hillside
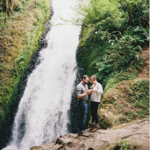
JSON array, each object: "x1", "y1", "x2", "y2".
[{"x1": 76, "y1": 0, "x2": 149, "y2": 129}]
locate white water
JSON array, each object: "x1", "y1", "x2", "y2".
[{"x1": 3, "y1": 0, "x2": 81, "y2": 150}]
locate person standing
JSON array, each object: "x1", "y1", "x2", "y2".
[
  {"x1": 76, "y1": 75, "x2": 92, "y2": 136},
  {"x1": 89, "y1": 75, "x2": 103, "y2": 132}
]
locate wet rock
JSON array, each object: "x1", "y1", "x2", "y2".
[{"x1": 30, "y1": 118, "x2": 149, "y2": 150}]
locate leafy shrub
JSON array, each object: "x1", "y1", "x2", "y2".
[
  {"x1": 77, "y1": 0, "x2": 148, "y2": 86},
  {"x1": 116, "y1": 0, "x2": 149, "y2": 28}
]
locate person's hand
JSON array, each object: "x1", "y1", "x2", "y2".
[
  {"x1": 90, "y1": 86, "x2": 93, "y2": 89},
  {"x1": 86, "y1": 90, "x2": 90, "y2": 95},
  {"x1": 93, "y1": 89, "x2": 97, "y2": 92},
  {"x1": 86, "y1": 90, "x2": 93, "y2": 95},
  {"x1": 89, "y1": 90, "x2": 93, "y2": 93}
]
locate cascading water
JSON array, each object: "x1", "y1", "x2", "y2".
[{"x1": 3, "y1": 0, "x2": 81, "y2": 149}]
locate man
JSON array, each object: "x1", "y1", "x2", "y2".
[{"x1": 76, "y1": 75, "x2": 93, "y2": 136}]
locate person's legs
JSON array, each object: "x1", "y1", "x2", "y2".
[
  {"x1": 90, "y1": 101, "x2": 96, "y2": 131},
  {"x1": 78, "y1": 101, "x2": 82, "y2": 132},
  {"x1": 78, "y1": 101, "x2": 88, "y2": 133},
  {"x1": 90, "y1": 101, "x2": 95, "y2": 124},
  {"x1": 95, "y1": 102, "x2": 99, "y2": 125},
  {"x1": 92, "y1": 102, "x2": 100, "y2": 132}
]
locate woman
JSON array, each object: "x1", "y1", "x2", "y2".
[{"x1": 89, "y1": 75, "x2": 103, "y2": 132}]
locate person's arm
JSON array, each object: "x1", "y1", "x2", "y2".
[
  {"x1": 93, "y1": 83, "x2": 103, "y2": 95},
  {"x1": 77, "y1": 92, "x2": 87, "y2": 99},
  {"x1": 76, "y1": 85, "x2": 92, "y2": 99}
]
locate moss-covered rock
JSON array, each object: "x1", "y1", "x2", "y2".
[{"x1": 92, "y1": 79, "x2": 149, "y2": 129}]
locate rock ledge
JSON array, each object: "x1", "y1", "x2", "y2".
[{"x1": 30, "y1": 118, "x2": 149, "y2": 150}]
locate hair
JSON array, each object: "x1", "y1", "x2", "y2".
[
  {"x1": 82, "y1": 75, "x2": 89, "y2": 80},
  {"x1": 90, "y1": 75, "x2": 97, "y2": 81}
]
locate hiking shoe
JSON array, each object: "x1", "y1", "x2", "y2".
[
  {"x1": 89, "y1": 124, "x2": 95, "y2": 131},
  {"x1": 91, "y1": 125, "x2": 99, "y2": 132}
]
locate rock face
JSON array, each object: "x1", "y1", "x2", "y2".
[{"x1": 30, "y1": 118, "x2": 149, "y2": 150}]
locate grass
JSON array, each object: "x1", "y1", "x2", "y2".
[
  {"x1": 103, "y1": 67, "x2": 139, "y2": 95},
  {"x1": 0, "y1": 0, "x2": 50, "y2": 130},
  {"x1": 104, "y1": 141, "x2": 135, "y2": 150},
  {"x1": 127, "y1": 79, "x2": 149, "y2": 118}
]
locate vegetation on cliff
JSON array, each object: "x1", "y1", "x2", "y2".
[
  {"x1": 71, "y1": 0, "x2": 149, "y2": 130},
  {"x1": 0, "y1": 0, "x2": 50, "y2": 130},
  {"x1": 96, "y1": 79, "x2": 149, "y2": 129},
  {"x1": 105, "y1": 141, "x2": 135, "y2": 150}
]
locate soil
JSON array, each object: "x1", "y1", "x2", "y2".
[{"x1": 136, "y1": 47, "x2": 149, "y2": 79}]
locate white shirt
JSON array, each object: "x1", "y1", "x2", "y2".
[{"x1": 90, "y1": 82, "x2": 103, "y2": 103}]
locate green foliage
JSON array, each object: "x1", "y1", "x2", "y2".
[
  {"x1": 105, "y1": 141, "x2": 135, "y2": 150},
  {"x1": 117, "y1": 80, "x2": 148, "y2": 124},
  {"x1": 116, "y1": 0, "x2": 149, "y2": 27},
  {"x1": 77, "y1": 0, "x2": 148, "y2": 86},
  {"x1": 103, "y1": 67, "x2": 138, "y2": 93},
  {"x1": 77, "y1": 0, "x2": 126, "y2": 27},
  {"x1": 75, "y1": 0, "x2": 149, "y2": 131},
  {"x1": 0, "y1": 0, "x2": 50, "y2": 131},
  {"x1": 89, "y1": 25, "x2": 147, "y2": 83},
  {"x1": 96, "y1": 79, "x2": 149, "y2": 129},
  {"x1": 127, "y1": 79, "x2": 149, "y2": 119},
  {"x1": 0, "y1": 12, "x2": 5, "y2": 29}
]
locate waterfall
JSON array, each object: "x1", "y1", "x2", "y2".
[{"x1": 3, "y1": 0, "x2": 81, "y2": 149}]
